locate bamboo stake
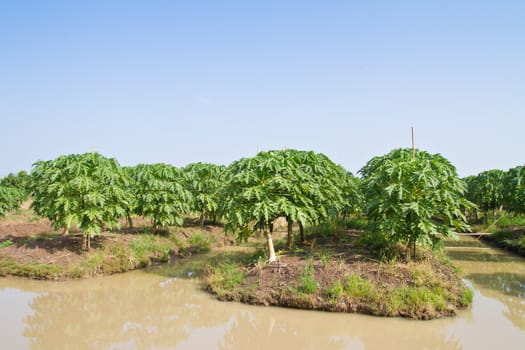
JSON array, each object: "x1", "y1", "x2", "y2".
[{"x1": 411, "y1": 127, "x2": 415, "y2": 158}]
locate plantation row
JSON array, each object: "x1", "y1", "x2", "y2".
[
  {"x1": 0, "y1": 149, "x2": 524, "y2": 259},
  {"x1": 464, "y1": 167, "x2": 525, "y2": 222}
]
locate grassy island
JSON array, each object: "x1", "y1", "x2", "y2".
[{"x1": 204, "y1": 227, "x2": 473, "y2": 320}]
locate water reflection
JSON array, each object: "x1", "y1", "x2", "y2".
[
  {"x1": 446, "y1": 237, "x2": 525, "y2": 332},
  {"x1": 463, "y1": 273, "x2": 525, "y2": 330},
  {"x1": 22, "y1": 274, "x2": 231, "y2": 350},
  {"x1": 465, "y1": 273, "x2": 525, "y2": 298},
  {"x1": 446, "y1": 250, "x2": 519, "y2": 263},
  {"x1": 215, "y1": 308, "x2": 463, "y2": 350},
  {"x1": 12, "y1": 272, "x2": 469, "y2": 350}
]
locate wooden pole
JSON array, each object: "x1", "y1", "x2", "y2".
[{"x1": 411, "y1": 127, "x2": 415, "y2": 158}]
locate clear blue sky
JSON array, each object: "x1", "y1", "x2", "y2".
[{"x1": 1, "y1": 0, "x2": 524, "y2": 177}]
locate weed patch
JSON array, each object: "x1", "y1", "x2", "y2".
[
  {"x1": 0, "y1": 257, "x2": 62, "y2": 279},
  {"x1": 0, "y1": 239, "x2": 14, "y2": 248},
  {"x1": 297, "y1": 262, "x2": 318, "y2": 294},
  {"x1": 186, "y1": 232, "x2": 212, "y2": 253},
  {"x1": 205, "y1": 260, "x2": 246, "y2": 298}
]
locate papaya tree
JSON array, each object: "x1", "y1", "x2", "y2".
[
  {"x1": 183, "y1": 162, "x2": 226, "y2": 226},
  {"x1": 0, "y1": 170, "x2": 31, "y2": 198},
  {"x1": 221, "y1": 149, "x2": 345, "y2": 261},
  {"x1": 359, "y1": 148, "x2": 473, "y2": 260},
  {"x1": 502, "y1": 165, "x2": 525, "y2": 214},
  {"x1": 340, "y1": 171, "x2": 363, "y2": 221},
  {"x1": 130, "y1": 163, "x2": 192, "y2": 232},
  {"x1": 289, "y1": 150, "x2": 347, "y2": 245},
  {"x1": 30, "y1": 153, "x2": 133, "y2": 249},
  {"x1": 0, "y1": 185, "x2": 25, "y2": 217},
  {"x1": 463, "y1": 175, "x2": 480, "y2": 222},
  {"x1": 468, "y1": 169, "x2": 505, "y2": 222},
  {"x1": 121, "y1": 166, "x2": 139, "y2": 228}
]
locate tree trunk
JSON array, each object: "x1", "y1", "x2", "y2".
[
  {"x1": 266, "y1": 231, "x2": 277, "y2": 262},
  {"x1": 63, "y1": 227, "x2": 69, "y2": 236},
  {"x1": 126, "y1": 215, "x2": 133, "y2": 229},
  {"x1": 286, "y1": 217, "x2": 293, "y2": 249},
  {"x1": 406, "y1": 239, "x2": 416, "y2": 261},
  {"x1": 83, "y1": 235, "x2": 91, "y2": 251},
  {"x1": 299, "y1": 222, "x2": 305, "y2": 242},
  {"x1": 200, "y1": 210, "x2": 205, "y2": 227},
  {"x1": 407, "y1": 240, "x2": 416, "y2": 261}
]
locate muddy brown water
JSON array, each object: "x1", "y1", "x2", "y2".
[{"x1": 1, "y1": 237, "x2": 524, "y2": 350}]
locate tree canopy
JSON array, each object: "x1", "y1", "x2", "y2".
[
  {"x1": 183, "y1": 162, "x2": 225, "y2": 226},
  {"x1": 0, "y1": 185, "x2": 25, "y2": 217},
  {"x1": 221, "y1": 149, "x2": 346, "y2": 260},
  {"x1": 359, "y1": 148, "x2": 473, "y2": 259},
  {"x1": 129, "y1": 163, "x2": 192, "y2": 231},
  {"x1": 0, "y1": 170, "x2": 31, "y2": 198},
  {"x1": 503, "y1": 165, "x2": 525, "y2": 214},
  {"x1": 340, "y1": 172, "x2": 363, "y2": 219},
  {"x1": 464, "y1": 169, "x2": 505, "y2": 222},
  {"x1": 30, "y1": 153, "x2": 133, "y2": 249}
]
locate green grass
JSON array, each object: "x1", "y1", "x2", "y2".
[
  {"x1": 298, "y1": 261, "x2": 462, "y2": 318},
  {"x1": 305, "y1": 220, "x2": 346, "y2": 238},
  {"x1": 344, "y1": 274, "x2": 376, "y2": 300},
  {"x1": 128, "y1": 234, "x2": 172, "y2": 263},
  {"x1": 356, "y1": 231, "x2": 403, "y2": 260},
  {"x1": 495, "y1": 214, "x2": 525, "y2": 229},
  {"x1": 346, "y1": 217, "x2": 368, "y2": 230},
  {"x1": 0, "y1": 239, "x2": 14, "y2": 248},
  {"x1": 324, "y1": 274, "x2": 377, "y2": 303},
  {"x1": 410, "y1": 264, "x2": 442, "y2": 288},
  {"x1": 325, "y1": 280, "x2": 345, "y2": 302},
  {"x1": 315, "y1": 249, "x2": 333, "y2": 267},
  {"x1": 459, "y1": 288, "x2": 474, "y2": 306},
  {"x1": 205, "y1": 260, "x2": 246, "y2": 298},
  {"x1": 385, "y1": 286, "x2": 448, "y2": 316},
  {"x1": 298, "y1": 272, "x2": 318, "y2": 294},
  {"x1": 68, "y1": 234, "x2": 179, "y2": 278},
  {"x1": 487, "y1": 230, "x2": 525, "y2": 255},
  {"x1": 0, "y1": 231, "x2": 184, "y2": 279},
  {"x1": 186, "y1": 232, "x2": 212, "y2": 253},
  {"x1": 0, "y1": 257, "x2": 62, "y2": 279},
  {"x1": 472, "y1": 212, "x2": 525, "y2": 233}
]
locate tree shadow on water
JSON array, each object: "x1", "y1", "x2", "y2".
[
  {"x1": 465, "y1": 272, "x2": 525, "y2": 298},
  {"x1": 466, "y1": 272, "x2": 525, "y2": 331},
  {"x1": 447, "y1": 250, "x2": 519, "y2": 263}
]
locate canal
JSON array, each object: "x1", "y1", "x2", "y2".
[{"x1": 0, "y1": 236, "x2": 524, "y2": 349}]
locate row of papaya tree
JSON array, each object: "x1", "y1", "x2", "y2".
[
  {"x1": 0, "y1": 170, "x2": 29, "y2": 217},
  {"x1": 463, "y1": 167, "x2": 525, "y2": 223},
  {"x1": 1, "y1": 148, "x2": 523, "y2": 260}
]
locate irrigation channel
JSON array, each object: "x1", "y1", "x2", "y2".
[{"x1": 1, "y1": 236, "x2": 524, "y2": 350}]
